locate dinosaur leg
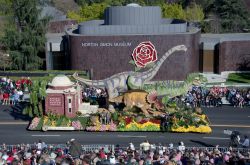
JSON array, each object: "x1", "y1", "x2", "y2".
[
  {"x1": 141, "y1": 106, "x2": 150, "y2": 117},
  {"x1": 123, "y1": 105, "x2": 133, "y2": 112},
  {"x1": 148, "y1": 109, "x2": 165, "y2": 117}
]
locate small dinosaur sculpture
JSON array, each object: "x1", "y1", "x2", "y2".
[
  {"x1": 73, "y1": 45, "x2": 187, "y2": 99},
  {"x1": 109, "y1": 90, "x2": 165, "y2": 116}
]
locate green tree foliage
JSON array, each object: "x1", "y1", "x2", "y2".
[
  {"x1": 0, "y1": 0, "x2": 12, "y2": 15},
  {"x1": 195, "y1": 0, "x2": 214, "y2": 15},
  {"x1": 160, "y1": 3, "x2": 186, "y2": 20},
  {"x1": 1, "y1": 0, "x2": 50, "y2": 70},
  {"x1": 185, "y1": 3, "x2": 204, "y2": 22},
  {"x1": 67, "y1": 2, "x2": 108, "y2": 22},
  {"x1": 23, "y1": 80, "x2": 47, "y2": 118},
  {"x1": 75, "y1": 0, "x2": 148, "y2": 6},
  {"x1": 214, "y1": 0, "x2": 249, "y2": 32}
]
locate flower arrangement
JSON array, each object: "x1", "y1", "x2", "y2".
[
  {"x1": 117, "y1": 117, "x2": 161, "y2": 131},
  {"x1": 86, "y1": 120, "x2": 117, "y2": 131},
  {"x1": 28, "y1": 117, "x2": 41, "y2": 130},
  {"x1": 171, "y1": 125, "x2": 212, "y2": 133},
  {"x1": 167, "y1": 112, "x2": 212, "y2": 133},
  {"x1": 72, "y1": 120, "x2": 83, "y2": 130},
  {"x1": 123, "y1": 121, "x2": 160, "y2": 131}
]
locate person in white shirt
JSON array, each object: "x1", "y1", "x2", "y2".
[
  {"x1": 109, "y1": 155, "x2": 116, "y2": 164},
  {"x1": 17, "y1": 90, "x2": 23, "y2": 101},
  {"x1": 178, "y1": 141, "x2": 185, "y2": 153},
  {"x1": 129, "y1": 142, "x2": 135, "y2": 151},
  {"x1": 37, "y1": 139, "x2": 43, "y2": 150},
  {"x1": 241, "y1": 135, "x2": 249, "y2": 148},
  {"x1": 140, "y1": 140, "x2": 150, "y2": 153}
]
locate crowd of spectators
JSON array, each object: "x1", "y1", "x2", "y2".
[
  {"x1": 0, "y1": 77, "x2": 31, "y2": 106},
  {"x1": 182, "y1": 86, "x2": 250, "y2": 108},
  {"x1": 0, "y1": 138, "x2": 249, "y2": 165}
]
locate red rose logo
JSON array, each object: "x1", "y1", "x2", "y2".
[{"x1": 132, "y1": 41, "x2": 157, "y2": 67}]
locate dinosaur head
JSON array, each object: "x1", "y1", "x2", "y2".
[{"x1": 176, "y1": 45, "x2": 187, "y2": 52}]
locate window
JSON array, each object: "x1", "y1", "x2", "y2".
[
  {"x1": 68, "y1": 99, "x2": 71, "y2": 103},
  {"x1": 69, "y1": 108, "x2": 72, "y2": 113}
]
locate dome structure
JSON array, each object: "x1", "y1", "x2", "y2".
[
  {"x1": 49, "y1": 75, "x2": 74, "y2": 87},
  {"x1": 126, "y1": 3, "x2": 141, "y2": 7}
]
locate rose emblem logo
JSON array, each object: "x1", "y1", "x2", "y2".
[{"x1": 132, "y1": 41, "x2": 157, "y2": 67}]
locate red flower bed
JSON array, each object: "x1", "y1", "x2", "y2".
[
  {"x1": 124, "y1": 117, "x2": 132, "y2": 125},
  {"x1": 138, "y1": 119, "x2": 148, "y2": 124},
  {"x1": 149, "y1": 119, "x2": 161, "y2": 124}
]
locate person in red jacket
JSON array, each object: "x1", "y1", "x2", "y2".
[{"x1": 3, "y1": 92, "x2": 9, "y2": 105}]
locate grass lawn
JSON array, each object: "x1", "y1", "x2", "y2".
[
  {"x1": 0, "y1": 70, "x2": 89, "y2": 82},
  {"x1": 227, "y1": 73, "x2": 250, "y2": 83}
]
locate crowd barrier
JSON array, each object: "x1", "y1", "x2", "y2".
[{"x1": 0, "y1": 144, "x2": 249, "y2": 153}]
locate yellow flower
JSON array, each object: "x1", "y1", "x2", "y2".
[
  {"x1": 43, "y1": 116, "x2": 49, "y2": 125},
  {"x1": 67, "y1": 122, "x2": 71, "y2": 127},
  {"x1": 171, "y1": 125, "x2": 212, "y2": 133},
  {"x1": 51, "y1": 121, "x2": 56, "y2": 127}
]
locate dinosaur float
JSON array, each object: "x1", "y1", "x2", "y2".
[
  {"x1": 73, "y1": 45, "x2": 189, "y2": 99},
  {"x1": 109, "y1": 89, "x2": 164, "y2": 116}
]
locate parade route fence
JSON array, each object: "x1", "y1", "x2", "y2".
[{"x1": 0, "y1": 144, "x2": 249, "y2": 153}]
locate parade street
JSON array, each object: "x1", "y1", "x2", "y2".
[{"x1": 0, "y1": 105, "x2": 249, "y2": 147}]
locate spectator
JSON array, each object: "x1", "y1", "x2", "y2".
[
  {"x1": 177, "y1": 141, "x2": 185, "y2": 153},
  {"x1": 140, "y1": 140, "x2": 151, "y2": 153},
  {"x1": 2, "y1": 92, "x2": 9, "y2": 105},
  {"x1": 17, "y1": 89, "x2": 23, "y2": 101},
  {"x1": 247, "y1": 90, "x2": 250, "y2": 106},
  {"x1": 241, "y1": 135, "x2": 249, "y2": 148},
  {"x1": 69, "y1": 139, "x2": 82, "y2": 159},
  {"x1": 129, "y1": 142, "x2": 135, "y2": 151},
  {"x1": 0, "y1": 140, "x2": 250, "y2": 164},
  {"x1": 37, "y1": 139, "x2": 43, "y2": 151}
]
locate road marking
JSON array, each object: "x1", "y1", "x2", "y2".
[
  {"x1": 117, "y1": 135, "x2": 147, "y2": 138},
  {"x1": 31, "y1": 135, "x2": 61, "y2": 137},
  {"x1": 0, "y1": 122, "x2": 28, "y2": 125},
  {"x1": 210, "y1": 124, "x2": 250, "y2": 128},
  {"x1": 203, "y1": 137, "x2": 230, "y2": 140}
]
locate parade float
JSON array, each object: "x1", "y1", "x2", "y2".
[{"x1": 28, "y1": 43, "x2": 211, "y2": 133}]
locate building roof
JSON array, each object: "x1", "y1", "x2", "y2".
[
  {"x1": 49, "y1": 75, "x2": 74, "y2": 87},
  {"x1": 201, "y1": 33, "x2": 250, "y2": 50},
  {"x1": 46, "y1": 87, "x2": 76, "y2": 94},
  {"x1": 75, "y1": 5, "x2": 189, "y2": 36}
]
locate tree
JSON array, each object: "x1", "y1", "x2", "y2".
[
  {"x1": 67, "y1": 2, "x2": 108, "y2": 22},
  {"x1": 185, "y1": 3, "x2": 204, "y2": 22},
  {"x1": 161, "y1": 3, "x2": 186, "y2": 20},
  {"x1": 214, "y1": 0, "x2": 249, "y2": 33},
  {"x1": 195, "y1": 0, "x2": 214, "y2": 15},
  {"x1": 1, "y1": 0, "x2": 50, "y2": 70},
  {"x1": 0, "y1": 0, "x2": 12, "y2": 16}
]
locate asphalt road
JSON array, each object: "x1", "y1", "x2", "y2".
[{"x1": 0, "y1": 105, "x2": 249, "y2": 147}]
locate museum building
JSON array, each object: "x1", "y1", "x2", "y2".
[{"x1": 45, "y1": 4, "x2": 250, "y2": 81}]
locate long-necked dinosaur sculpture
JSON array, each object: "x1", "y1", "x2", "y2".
[{"x1": 73, "y1": 45, "x2": 187, "y2": 99}]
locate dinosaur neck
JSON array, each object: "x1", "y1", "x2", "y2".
[
  {"x1": 136, "y1": 45, "x2": 185, "y2": 81},
  {"x1": 72, "y1": 72, "x2": 105, "y2": 87}
]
